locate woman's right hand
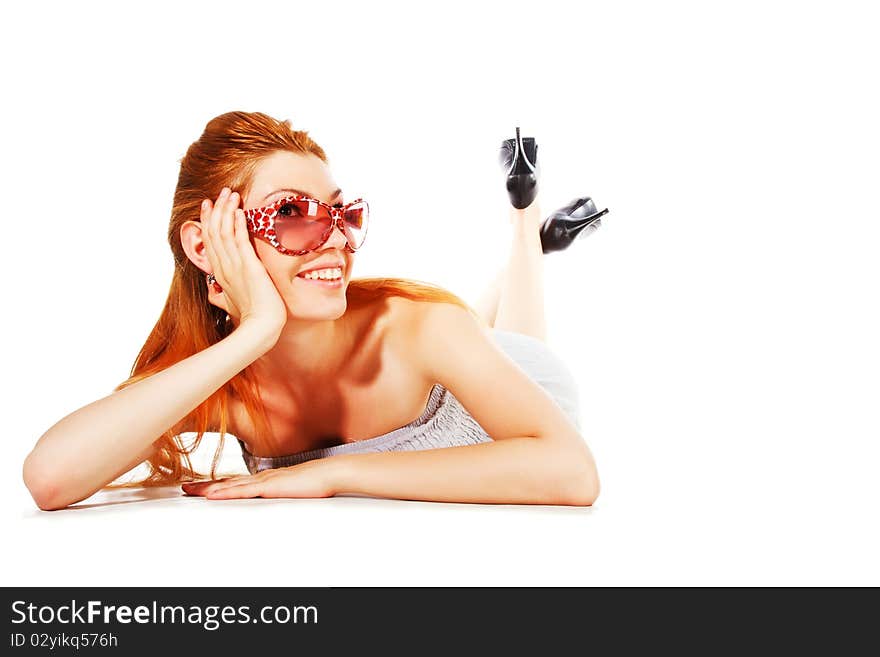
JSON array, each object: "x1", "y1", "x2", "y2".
[{"x1": 201, "y1": 187, "x2": 288, "y2": 341}]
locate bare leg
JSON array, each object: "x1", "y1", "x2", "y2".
[
  {"x1": 472, "y1": 265, "x2": 506, "y2": 327},
  {"x1": 489, "y1": 200, "x2": 547, "y2": 342}
]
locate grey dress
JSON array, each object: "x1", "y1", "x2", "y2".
[{"x1": 238, "y1": 328, "x2": 582, "y2": 474}]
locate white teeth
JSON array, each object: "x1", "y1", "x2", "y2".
[{"x1": 302, "y1": 267, "x2": 342, "y2": 281}]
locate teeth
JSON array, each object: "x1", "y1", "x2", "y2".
[{"x1": 302, "y1": 267, "x2": 342, "y2": 281}]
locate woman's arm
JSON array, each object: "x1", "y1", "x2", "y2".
[
  {"x1": 332, "y1": 437, "x2": 597, "y2": 506},
  {"x1": 192, "y1": 302, "x2": 599, "y2": 506},
  {"x1": 23, "y1": 321, "x2": 278, "y2": 511},
  {"x1": 332, "y1": 302, "x2": 599, "y2": 505}
]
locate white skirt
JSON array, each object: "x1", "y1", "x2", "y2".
[{"x1": 490, "y1": 328, "x2": 582, "y2": 433}]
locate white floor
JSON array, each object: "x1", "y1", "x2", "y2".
[{"x1": 6, "y1": 435, "x2": 878, "y2": 587}]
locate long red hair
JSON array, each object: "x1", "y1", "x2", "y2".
[{"x1": 109, "y1": 111, "x2": 477, "y2": 487}]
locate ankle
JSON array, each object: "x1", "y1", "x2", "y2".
[{"x1": 508, "y1": 200, "x2": 542, "y2": 231}]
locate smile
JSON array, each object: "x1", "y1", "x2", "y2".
[
  {"x1": 295, "y1": 266, "x2": 344, "y2": 287},
  {"x1": 298, "y1": 266, "x2": 342, "y2": 280}
]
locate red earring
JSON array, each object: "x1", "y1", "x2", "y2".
[{"x1": 206, "y1": 273, "x2": 223, "y2": 293}]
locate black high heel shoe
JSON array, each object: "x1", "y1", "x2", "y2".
[
  {"x1": 499, "y1": 126, "x2": 539, "y2": 209},
  {"x1": 539, "y1": 196, "x2": 610, "y2": 254}
]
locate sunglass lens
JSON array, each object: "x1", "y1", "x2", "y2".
[
  {"x1": 342, "y1": 201, "x2": 369, "y2": 250},
  {"x1": 273, "y1": 199, "x2": 332, "y2": 252}
]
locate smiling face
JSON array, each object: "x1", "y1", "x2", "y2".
[{"x1": 243, "y1": 150, "x2": 354, "y2": 321}]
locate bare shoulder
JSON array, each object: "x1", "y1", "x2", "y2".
[
  {"x1": 384, "y1": 295, "x2": 483, "y2": 339},
  {"x1": 383, "y1": 296, "x2": 491, "y2": 380},
  {"x1": 384, "y1": 297, "x2": 584, "y2": 445}
]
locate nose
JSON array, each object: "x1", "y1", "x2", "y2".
[{"x1": 323, "y1": 219, "x2": 349, "y2": 249}]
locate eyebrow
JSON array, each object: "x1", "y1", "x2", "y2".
[{"x1": 261, "y1": 187, "x2": 343, "y2": 204}]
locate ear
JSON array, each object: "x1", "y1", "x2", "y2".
[
  {"x1": 179, "y1": 220, "x2": 211, "y2": 275},
  {"x1": 179, "y1": 220, "x2": 230, "y2": 314}
]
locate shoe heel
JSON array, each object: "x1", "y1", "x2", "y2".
[
  {"x1": 499, "y1": 126, "x2": 539, "y2": 209},
  {"x1": 539, "y1": 197, "x2": 610, "y2": 254}
]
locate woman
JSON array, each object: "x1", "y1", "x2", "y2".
[{"x1": 22, "y1": 111, "x2": 605, "y2": 510}]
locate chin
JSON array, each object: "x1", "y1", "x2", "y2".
[{"x1": 287, "y1": 294, "x2": 348, "y2": 321}]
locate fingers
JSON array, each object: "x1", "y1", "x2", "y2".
[
  {"x1": 205, "y1": 481, "x2": 264, "y2": 500},
  {"x1": 207, "y1": 188, "x2": 239, "y2": 289},
  {"x1": 219, "y1": 191, "x2": 243, "y2": 273},
  {"x1": 181, "y1": 475, "x2": 246, "y2": 496},
  {"x1": 200, "y1": 194, "x2": 224, "y2": 287},
  {"x1": 201, "y1": 187, "x2": 249, "y2": 316},
  {"x1": 182, "y1": 473, "x2": 268, "y2": 499},
  {"x1": 234, "y1": 208, "x2": 259, "y2": 265}
]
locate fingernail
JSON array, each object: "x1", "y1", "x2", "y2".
[
  {"x1": 201, "y1": 199, "x2": 209, "y2": 209},
  {"x1": 221, "y1": 187, "x2": 229, "y2": 196}
]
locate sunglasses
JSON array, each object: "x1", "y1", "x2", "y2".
[{"x1": 243, "y1": 194, "x2": 370, "y2": 256}]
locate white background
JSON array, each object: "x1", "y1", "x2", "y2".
[{"x1": 2, "y1": 0, "x2": 878, "y2": 586}]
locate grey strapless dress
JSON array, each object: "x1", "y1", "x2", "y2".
[{"x1": 238, "y1": 328, "x2": 582, "y2": 474}]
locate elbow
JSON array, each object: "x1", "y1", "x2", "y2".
[
  {"x1": 559, "y1": 451, "x2": 601, "y2": 507},
  {"x1": 566, "y1": 473, "x2": 600, "y2": 507},
  {"x1": 22, "y1": 451, "x2": 69, "y2": 511}
]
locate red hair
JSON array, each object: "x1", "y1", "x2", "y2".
[{"x1": 109, "y1": 111, "x2": 478, "y2": 487}]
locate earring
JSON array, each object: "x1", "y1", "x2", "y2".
[{"x1": 206, "y1": 273, "x2": 223, "y2": 293}]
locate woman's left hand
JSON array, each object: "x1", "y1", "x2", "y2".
[{"x1": 181, "y1": 459, "x2": 339, "y2": 500}]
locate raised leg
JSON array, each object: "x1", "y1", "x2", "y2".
[
  {"x1": 482, "y1": 200, "x2": 547, "y2": 342},
  {"x1": 472, "y1": 265, "x2": 506, "y2": 328}
]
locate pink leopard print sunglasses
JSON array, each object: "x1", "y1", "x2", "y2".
[{"x1": 243, "y1": 194, "x2": 370, "y2": 256}]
